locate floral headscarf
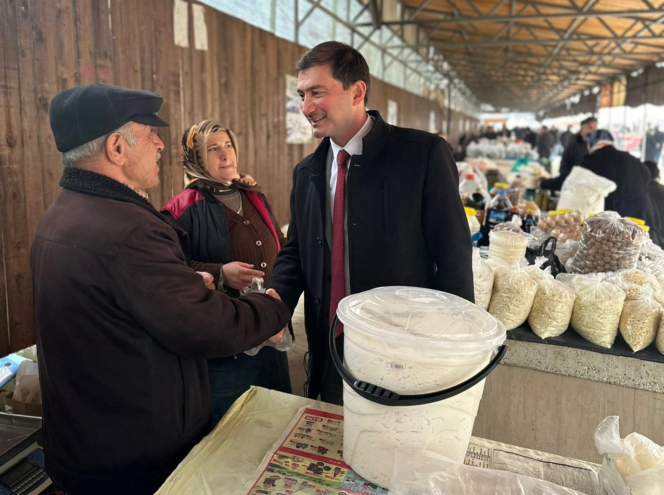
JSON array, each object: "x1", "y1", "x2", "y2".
[{"x1": 181, "y1": 120, "x2": 258, "y2": 188}]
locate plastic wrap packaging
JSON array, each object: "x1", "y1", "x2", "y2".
[
  {"x1": 493, "y1": 219, "x2": 525, "y2": 234},
  {"x1": 595, "y1": 416, "x2": 664, "y2": 495},
  {"x1": 647, "y1": 261, "x2": 664, "y2": 291},
  {"x1": 570, "y1": 278, "x2": 626, "y2": 348},
  {"x1": 489, "y1": 230, "x2": 528, "y2": 265},
  {"x1": 472, "y1": 249, "x2": 494, "y2": 311},
  {"x1": 618, "y1": 286, "x2": 662, "y2": 352},
  {"x1": 488, "y1": 261, "x2": 538, "y2": 330},
  {"x1": 389, "y1": 449, "x2": 586, "y2": 495},
  {"x1": 605, "y1": 269, "x2": 662, "y2": 300},
  {"x1": 524, "y1": 260, "x2": 550, "y2": 282},
  {"x1": 528, "y1": 226, "x2": 550, "y2": 249},
  {"x1": 528, "y1": 271, "x2": 576, "y2": 339},
  {"x1": 556, "y1": 240, "x2": 580, "y2": 270},
  {"x1": 11, "y1": 361, "x2": 41, "y2": 404},
  {"x1": 538, "y1": 210, "x2": 584, "y2": 243},
  {"x1": 568, "y1": 212, "x2": 646, "y2": 275},
  {"x1": 638, "y1": 240, "x2": 664, "y2": 271},
  {"x1": 656, "y1": 304, "x2": 664, "y2": 355},
  {"x1": 557, "y1": 166, "x2": 617, "y2": 215}
]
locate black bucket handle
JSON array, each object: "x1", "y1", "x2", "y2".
[{"x1": 329, "y1": 315, "x2": 507, "y2": 407}]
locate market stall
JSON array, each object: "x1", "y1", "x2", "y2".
[
  {"x1": 473, "y1": 327, "x2": 664, "y2": 464},
  {"x1": 155, "y1": 387, "x2": 602, "y2": 495},
  {"x1": 460, "y1": 164, "x2": 664, "y2": 464}
]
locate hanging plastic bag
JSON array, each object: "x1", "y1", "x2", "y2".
[
  {"x1": 472, "y1": 249, "x2": 494, "y2": 311},
  {"x1": 488, "y1": 261, "x2": 538, "y2": 330},
  {"x1": 389, "y1": 449, "x2": 587, "y2": 495},
  {"x1": 595, "y1": 416, "x2": 664, "y2": 495},
  {"x1": 570, "y1": 278, "x2": 626, "y2": 348},
  {"x1": 557, "y1": 166, "x2": 617, "y2": 215}
]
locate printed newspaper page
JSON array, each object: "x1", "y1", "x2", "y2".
[
  {"x1": 465, "y1": 438, "x2": 601, "y2": 495},
  {"x1": 243, "y1": 407, "x2": 387, "y2": 495},
  {"x1": 244, "y1": 407, "x2": 600, "y2": 495}
]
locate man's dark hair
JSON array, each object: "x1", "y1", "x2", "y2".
[
  {"x1": 645, "y1": 160, "x2": 660, "y2": 180},
  {"x1": 581, "y1": 116, "x2": 597, "y2": 126},
  {"x1": 296, "y1": 41, "x2": 370, "y2": 103}
]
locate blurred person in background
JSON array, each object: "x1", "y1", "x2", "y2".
[
  {"x1": 580, "y1": 130, "x2": 659, "y2": 242},
  {"x1": 644, "y1": 160, "x2": 664, "y2": 247},
  {"x1": 645, "y1": 125, "x2": 664, "y2": 164},
  {"x1": 540, "y1": 116, "x2": 597, "y2": 191},
  {"x1": 560, "y1": 126, "x2": 573, "y2": 149}
]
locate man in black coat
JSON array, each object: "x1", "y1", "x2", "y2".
[
  {"x1": 268, "y1": 42, "x2": 474, "y2": 404},
  {"x1": 644, "y1": 160, "x2": 664, "y2": 247},
  {"x1": 580, "y1": 130, "x2": 659, "y2": 242},
  {"x1": 540, "y1": 116, "x2": 597, "y2": 191}
]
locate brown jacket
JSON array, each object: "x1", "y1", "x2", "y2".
[{"x1": 31, "y1": 168, "x2": 290, "y2": 495}]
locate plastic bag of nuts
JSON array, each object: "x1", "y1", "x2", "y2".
[
  {"x1": 538, "y1": 210, "x2": 584, "y2": 243},
  {"x1": 568, "y1": 212, "x2": 646, "y2": 275},
  {"x1": 528, "y1": 269, "x2": 576, "y2": 339},
  {"x1": 619, "y1": 286, "x2": 662, "y2": 352},
  {"x1": 657, "y1": 316, "x2": 664, "y2": 355},
  {"x1": 472, "y1": 250, "x2": 494, "y2": 311},
  {"x1": 488, "y1": 261, "x2": 538, "y2": 330},
  {"x1": 570, "y1": 277, "x2": 626, "y2": 348}
]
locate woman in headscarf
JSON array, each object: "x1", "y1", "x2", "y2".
[{"x1": 161, "y1": 121, "x2": 291, "y2": 423}]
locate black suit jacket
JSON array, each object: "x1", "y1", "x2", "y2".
[
  {"x1": 540, "y1": 133, "x2": 588, "y2": 191},
  {"x1": 268, "y1": 110, "x2": 474, "y2": 398}
]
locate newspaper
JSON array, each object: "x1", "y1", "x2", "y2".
[
  {"x1": 244, "y1": 407, "x2": 600, "y2": 495},
  {"x1": 243, "y1": 407, "x2": 387, "y2": 494},
  {"x1": 465, "y1": 438, "x2": 601, "y2": 495}
]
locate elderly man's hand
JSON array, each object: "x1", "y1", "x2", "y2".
[
  {"x1": 266, "y1": 289, "x2": 287, "y2": 343},
  {"x1": 196, "y1": 271, "x2": 215, "y2": 290}
]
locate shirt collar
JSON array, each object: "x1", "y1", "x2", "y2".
[
  {"x1": 123, "y1": 182, "x2": 150, "y2": 201},
  {"x1": 330, "y1": 113, "x2": 373, "y2": 163}
]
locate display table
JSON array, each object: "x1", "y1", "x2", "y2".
[
  {"x1": 156, "y1": 387, "x2": 600, "y2": 495},
  {"x1": 474, "y1": 326, "x2": 664, "y2": 463}
]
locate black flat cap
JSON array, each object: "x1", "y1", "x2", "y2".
[{"x1": 50, "y1": 84, "x2": 169, "y2": 152}]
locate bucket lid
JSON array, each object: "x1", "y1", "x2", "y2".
[{"x1": 337, "y1": 287, "x2": 506, "y2": 353}]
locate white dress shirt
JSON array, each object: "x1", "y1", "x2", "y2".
[{"x1": 325, "y1": 113, "x2": 374, "y2": 294}]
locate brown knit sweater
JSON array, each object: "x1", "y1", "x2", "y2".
[{"x1": 191, "y1": 191, "x2": 287, "y2": 288}]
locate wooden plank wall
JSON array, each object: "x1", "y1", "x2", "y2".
[{"x1": 0, "y1": 0, "x2": 477, "y2": 355}]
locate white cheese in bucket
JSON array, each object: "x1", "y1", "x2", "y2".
[{"x1": 336, "y1": 287, "x2": 506, "y2": 489}]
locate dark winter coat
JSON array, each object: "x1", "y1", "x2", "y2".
[
  {"x1": 31, "y1": 168, "x2": 290, "y2": 495},
  {"x1": 268, "y1": 111, "x2": 474, "y2": 399}
]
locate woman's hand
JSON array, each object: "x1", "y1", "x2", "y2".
[{"x1": 221, "y1": 262, "x2": 265, "y2": 290}]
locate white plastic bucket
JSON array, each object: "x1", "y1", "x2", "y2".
[{"x1": 332, "y1": 287, "x2": 506, "y2": 489}]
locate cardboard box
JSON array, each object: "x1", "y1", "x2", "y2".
[{"x1": 5, "y1": 392, "x2": 42, "y2": 417}]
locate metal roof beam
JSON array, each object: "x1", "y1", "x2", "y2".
[
  {"x1": 531, "y1": 0, "x2": 598, "y2": 83},
  {"x1": 427, "y1": 35, "x2": 664, "y2": 47},
  {"x1": 356, "y1": 9, "x2": 664, "y2": 26}
]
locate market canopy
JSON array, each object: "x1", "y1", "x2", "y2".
[{"x1": 358, "y1": 0, "x2": 664, "y2": 111}]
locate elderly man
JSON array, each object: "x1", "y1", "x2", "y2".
[{"x1": 32, "y1": 84, "x2": 290, "y2": 494}]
